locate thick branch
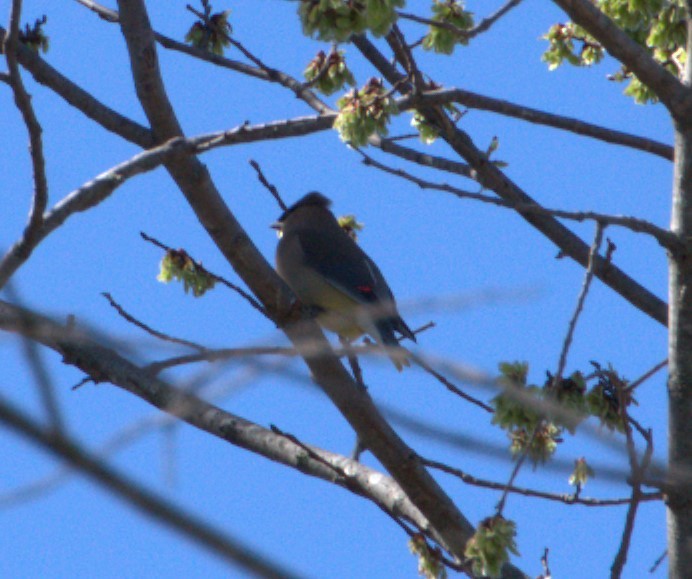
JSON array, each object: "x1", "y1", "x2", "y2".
[
  {"x1": 666, "y1": 44, "x2": 692, "y2": 572},
  {"x1": 0, "y1": 298, "x2": 441, "y2": 548},
  {"x1": 0, "y1": 26, "x2": 153, "y2": 147},
  {"x1": 0, "y1": 115, "x2": 332, "y2": 289},
  {"x1": 114, "y1": 0, "x2": 505, "y2": 568}
]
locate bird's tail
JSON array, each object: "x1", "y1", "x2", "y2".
[{"x1": 375, "y1": 317, "x2": 415, "y2": 371}]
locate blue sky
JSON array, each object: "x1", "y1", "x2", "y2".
[{"x1": 1, "y1": 1, "x2": 672, "y2": 577}]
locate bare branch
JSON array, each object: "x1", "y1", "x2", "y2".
[
  {"x1": 611, "y1": 420, "x2": 654, "y2": 577},
  {"x1": 0, "y1": 298, "x2": 446, "y2": 549},
  {"x1": 555, "y1": 223, "x2": 605, "y2": 382},
  {"x1": 357, "y1": 146, "x2": 681, "y2": 251},
  {"x1": 378, "y1": 138, "x2": 473, "y2": 178},
  {"x1": 250, "y1": 160, "x2": 287, "y2": 212},
  {"x1": 626, "y1": 358, "x2": 668, "y2": 393},
  {"x1": 411, "y1": 88, "x2": 673, "y2": 161},
  {"x1": 411, "y1": 353, "x2": 494, "y2": 413},
  {"x1": 3, "y1": 0, "x2": 49, "y2": 247},
  {"x1": 422, "y1": 457, "x2": 662, "y2": 507},
  {"x1": 0, "y1": 26, "x2": 153, "y2": 147},
  {"x1": 144, "y1": 347, "x2": 298, "y2": 375},
  {"x1": 649, "y1": 550, "x2": 667, "y2": 574},
  {"x1": 0, "y1": 116, "x2": 333, "y2": 289},
  {"x1": 73, "y1": 0, "x2": 119, "y2": 22},
  {"x1": 4, "y1": 283, "x2": 64, "y2": 433},
  {"x1": 102, "y1": 292, "x2": 207, "y2": 351}
]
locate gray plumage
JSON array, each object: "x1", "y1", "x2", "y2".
[{"x1": 275, "y1": 192, "x2": 415, "y2": 370}]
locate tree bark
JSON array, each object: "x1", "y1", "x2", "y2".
[
  {"x1": 667, "y1": 107, "x2": 692, "y2": 579},
  {"x1": 666, "y1": 16, "x2": 692, "y2": 575}
]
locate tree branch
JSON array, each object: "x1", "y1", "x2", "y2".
[
  {"x1": 358, "y1": 145, "x2": 680, "y2": 251},
  {"x1": 0, "y1": 116, "x2": 333, "y2": 289},
  {"x1": 422, "y1": 456, "x2": 662, "y2": 508},
  {"x1": 0, "y1": 26, "x2": 153, "y2": 147},
  {"x1": 3, "y1": 0, "x2": 49, "y2": 248},
  {"x1": 555, "y1": 223, "x2": 605, "y2": 382},
  {"x1": 114, "y1": 1, "x2": 510, "y2": 568},
  {"x1": 0, "y1": 298, "x2": 449, "y2": 552},
  {"x1": 354, "y1": 34, "x2": 669, "y2": 327},
  {"x1": 411, "y1": 88, "x2": 673, "y2": 161}
]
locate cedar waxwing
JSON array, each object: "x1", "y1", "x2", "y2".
[{"x1": 275, "y1": 192, "x2": 416, "y2": 370}]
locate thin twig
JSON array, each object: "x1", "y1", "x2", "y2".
[
  {"x1": 648, "y1": 549, "x2": 667, "y2": 573},
  {"x1": 421, "y1": 457, "x2": 661, "y2": 507},
  {"x1": 555, "y1": 223, "x2": 605, "y2": 382},
  {"x1": 139, "y1": 232, "x2": 270, "y2": 320},
  {"x1": 250, "y1": 160, "x2": 287, "y2": 211},
  {"x1": 411, "y1": 353, "x2": 494, "y2": 413},
  {"x1": 102, "y1": 292, "x2": 207, "y2": 352},
  {"x1": 357, "y1": 147, "x2": 680, "y2": 251},
  {"x1": 2, "y1": 0, "x2": 49, "y2": 292},
  {"x1": 625, "y1": 358, "x2": 668, "y2": 393},
  {"x1": 399, "y1": 0, "x2": 523, "y2": 42},
  {"x1": 144, "y1": 346, "x2": 298, "y2": 375},
  {"x1": 495, "y1": 427, "x2": 538, "y2": 516},
  {"x1": 610, "y1": 371, "x2": 655, "y2": 578}
]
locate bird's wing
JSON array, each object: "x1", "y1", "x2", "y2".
[{"x1": 296, "y1": 228, "x2": 394, "y2": 307}]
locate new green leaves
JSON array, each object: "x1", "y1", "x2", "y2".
[
  {"x1": 158, "y1": 249, "x2": 216, "y2": 297},
  {"x1": 185, "y1": 6, "x2": 232, "y2": 55},
  {"x1": 298, "y1": 0, "x2": 404, "y2": 42},
  {"x1": 542, "y1": 0, "x2": 687, "y2": 103},
  {"x1": 304, "y1": 50, "x2": 356, "y2": 96},
  {"x1": 334, "y1": 78, "x2": 397, "y2": 146},
  {"x1": 464, "y1": 516, "x2": 519, "y2": 579},
  {"x1": 422, "y1": 0, "x2": 474, "y2": 55}
]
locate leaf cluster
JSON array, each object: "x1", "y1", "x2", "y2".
[
  {"x1": 333, "y1": 77, "x2": 398, "y2": 146},
  {"x1": 157, "y1": 249, "x2": 216, "y2": 297},
  {"x1": 304, "y1": 50, "x2": 356, "y2": 96},
  {"x1": 408, "y1": 534, "x2": 447, "y2": 579},
  {"x1": 19, "y1": 15, "x2": 49, "y2": 54},
  {"x1": 491, "y1": 361, "x2": 635, "y2": 464},
  {"x1": 464, "y1": 516, "x2": 519, "y2": 579},
  {"x1": 542, "y1": 0, "x2": 687, "y2": 103},
  {"x1": 298, "y1": 0, "x2": 405, "y2": 42},
  {"x1": 422, "y1": 0, "x2": 474, "y2": 55},
  {"x1": 185, "y1": 6, "x2": 232, "y2": 56}
]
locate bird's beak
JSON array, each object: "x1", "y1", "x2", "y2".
[{"x1": 271, "y1": 221, "x2": 283, "y2": 238}]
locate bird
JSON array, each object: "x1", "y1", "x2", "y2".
[{"x1": 274, "y1": 192, "x2": 416, "y2": 370}]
